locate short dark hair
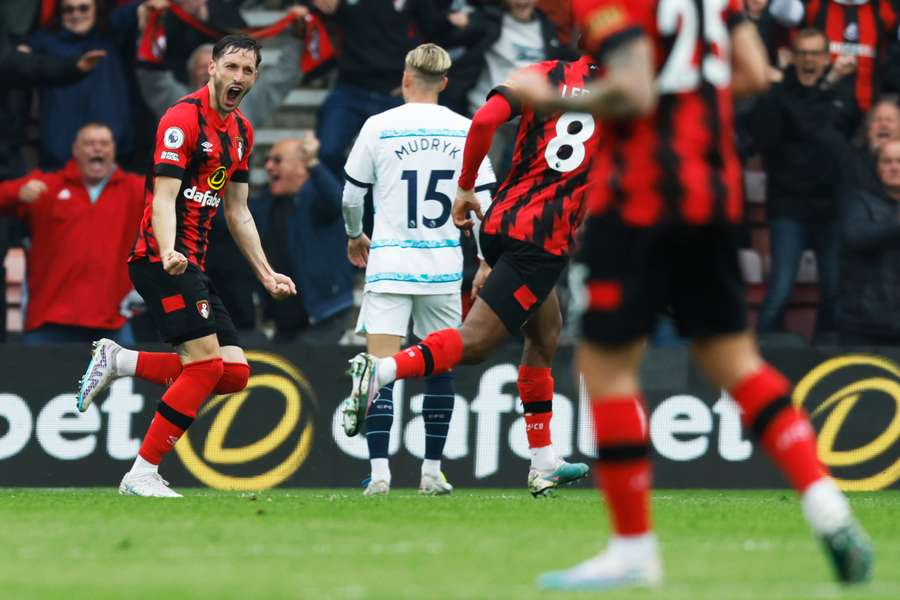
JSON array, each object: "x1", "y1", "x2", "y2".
[
  {"x1": 212, "y1": 34, "x2": 262, "y2": 68},
  {"x1": 793, "y1": 27, "x2": 828, "y2": 51}
]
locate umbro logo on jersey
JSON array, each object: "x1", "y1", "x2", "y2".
[
  {"x1": 57, "y1": 188, "x2": 71, "y2": 200},
  {"x1": 183, "y1": 186, "x2": 222, "y2": 208},
  {"x1": 201, "y1": 141, "x2": 214, "y2": 154},
  {"x1": 196, "y1": 300, "x2": 211, "y2": 320}
]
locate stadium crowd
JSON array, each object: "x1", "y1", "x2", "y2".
[{"x1": 2, "y1": 0, "x2": 900, "y2": 346}]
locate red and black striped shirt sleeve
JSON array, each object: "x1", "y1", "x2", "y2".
[{"x1": 153, "y1": 104, "x2": 197, "y2": 181}]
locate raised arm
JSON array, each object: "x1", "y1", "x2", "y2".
[
  {"x1": 730, "y1": 20, "x2": 771, "y2": 100},
  {"x1": 223, "y1": 181, "x2": 297, "y2": 299},
  {"x1": 511, "y1": 36, "x2": 657, "y2": 120}
]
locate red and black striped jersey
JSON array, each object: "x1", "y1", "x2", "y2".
[
  {"x1": 481, "y1": 56, "x2": 601, "y2": 256},
  {"x1": 804, "y1": 0, "x2": 897, "y2": 111},
  {"x1": 130, "y1": 86, "x2": 253, "y2": 270},
  {"x1": 574, "y1": 0, "x2": 746, "y2": 227}
]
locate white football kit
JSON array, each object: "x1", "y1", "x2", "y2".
[{"x1": 342, "y1": 102, "x2": 495, "y2": 338}]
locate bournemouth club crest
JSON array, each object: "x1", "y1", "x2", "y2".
[
  {"x1": 196, "y1": 300, "x2": 211, "y2": 320},
  {"x1": 235, "y1": 137, "x2": 244, "y2": 161}
]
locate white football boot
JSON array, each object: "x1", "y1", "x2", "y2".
[
  {"x1": 76, "y1": 338, "x2": 122, "y2": 412},
  {"x1": 363, "y1": 480, "x2": 390, "y2": 497},
  {"x1": 119, "y1": 471, "x2": 183, "y2": 498},
  {"x1": 343, "y1": 352, "x2": 380, "y2": 436},
  {"x1": 528, "y1": 460, "x2": 590, "y2": 497},
  {"x1": 538, "y1": 536, "x2": 663, "y2": 591},
  {"x1": 419, "y1": 472, "x2": 453, "y2": 496}
]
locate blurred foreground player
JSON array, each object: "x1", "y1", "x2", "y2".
[
  {"x1": 345, "y1": 52, "x2": 602, "y2": 497},
  {"x1": 75, "y1": 34, "x2": 297, "y2": 497},
  {"x1": 512, "y1": 0, "x2": 873, "y2": 589}
]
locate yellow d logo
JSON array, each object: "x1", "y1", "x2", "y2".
[
  {"x1": 207, "y1": 166, "x2": 227, "y2": 191},
  {"x1": 175, "y1": 351, "x2": 315, "y2": 490},
  {"x1": 793, "y1": 355, "x2": 900, "y2": 491}
]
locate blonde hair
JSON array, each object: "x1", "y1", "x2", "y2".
[{"x1": 405, "y1": 43, "x2": 452, "y2": 85}]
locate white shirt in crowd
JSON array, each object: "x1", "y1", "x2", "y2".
[{"x1": 468, "y1": 14, "x2": 546, "y2": 114}]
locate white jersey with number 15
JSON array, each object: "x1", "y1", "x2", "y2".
[{"x1": 344, "y1": 103, "x2": 495, "y2": 295}]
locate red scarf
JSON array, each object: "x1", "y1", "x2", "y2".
[{"x1": 137, "y1": 5, "x2": 335, "y2": 77}]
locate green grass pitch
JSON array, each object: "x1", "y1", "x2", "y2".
[{"x1": 1, "y1": 489, "x2": 898, "y2": 599}]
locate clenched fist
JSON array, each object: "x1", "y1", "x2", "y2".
[
  {"x1": 161, "y1": 250, "x2": 188, "y2": 276},
  {"x1": 18, "y1": 180, "x2": 47, "y2": 203},
  {"x1": 262, "y1": 272, "x2": 298, "y2": 300}
]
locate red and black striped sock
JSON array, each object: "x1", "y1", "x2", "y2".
[
  {"x1": 517, "y1": 365, "x2": 553, "y2": 450},
  {"x1": 392, "y1": 329, "x2": 463, "y2": 380},
  {"x1": 730, "y1": 364, "x2": 826, "y2": 493},
  {"x1": 592, "y1": 396, "x2": 652, "y2": 536},
  {"x1": 138, "y1": 358, "x2": 224, "y2": 465}
]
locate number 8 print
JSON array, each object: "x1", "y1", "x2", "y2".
[{"x1": 544, "y1": 112, "x2": 596, "y2": 173}]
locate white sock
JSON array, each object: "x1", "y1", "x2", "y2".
[
  {"x1": 370, "y1": 458, "x2": 391, "y2": 484},
  {"x1": 530, "y1": 445, "x2": 557, "y2": 472},
  {"x1": 375, "y1": 357, "x2": 397, "y2": 388},
  {"x1": 129, "y1": 455, "x2": 158, "y2": 475},
  {"x1": 422, "y1": 459, "x2": 441, "y2": 478},
  {"x1": 610, "y1": 533, "x2": 658, "y2": 561},
  {"x1": 802, "y1": 477, "x2": 851, "y2": 535},
  {"x1": 116, "y1": 348, "x2": 138, "y2": 377}
]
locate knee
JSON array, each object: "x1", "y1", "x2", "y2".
[
  {"x1": 463, "y1": 333, "x2": 496, "y2": 364},
  {"x1": 525, "y1": 329, "x2": 561, "y2": 365},
  {"x1": 184, "y1": 357, "x2": 225, "y2": 388},
  {"x1": 214, "y1": 362, "x2": 251, "y2": 394}
]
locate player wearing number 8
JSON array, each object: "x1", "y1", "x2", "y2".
[{"x1": 343, "y1": 55, "x2": 599, "y2": 497}]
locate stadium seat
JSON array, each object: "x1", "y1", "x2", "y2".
[
  {"x1": 738, "y1": 249, "x2": 764, "y2": 284},
  {"x1": 744, "y1": 168, "x2": 767, "y2": 206},
  {"x1": 796, "y1": 250, "x2": 818, "y2": 283}
]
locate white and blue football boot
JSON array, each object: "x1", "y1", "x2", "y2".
[
  {"x1": 76, "y1": 338, "x2": 122, "y2": 412},
  {"x1": 538, "y1": 537, "x2": 663, "y2": 591}
]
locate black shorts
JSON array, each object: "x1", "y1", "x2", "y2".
[
  {"x1": 128, "y1": 259, "x2": 240, "y2": 347},
  {"x1": 573, "y1": 214, "x2": 747, "y2": 344},
  {"x1": 478, "y1": 232, "x2": 568, "y2": 334}
]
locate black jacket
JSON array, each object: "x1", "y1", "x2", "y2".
[
  {"x1": 840, "y1": 188, "x2": 900, "y2": 340},
  {"x1": 328, "y1": 0, "x2": 454, "y2": 95},
  {"x1": 0, "y1": 31, "x2": 83, "y2": 180},
  {"x1": 751, "y1": 68, "x2": 860, "y2": 222},
  {"x1": 437, "y1": 5, "x2": 576, "y2": 116}
]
